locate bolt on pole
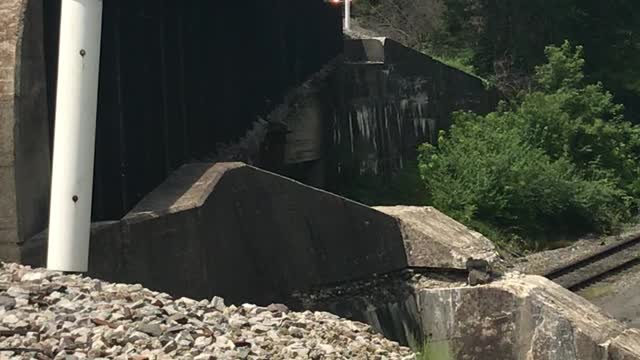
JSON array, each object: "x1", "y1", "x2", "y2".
[{"x1": 47, "y1": 0, "x2": 103, "y2": 272}]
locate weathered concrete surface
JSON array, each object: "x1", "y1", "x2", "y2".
[
  {"x1": 297, "y1": 273, "x2": 640, "y2": 359},
  {"x1": 14, "y1": 0, "x2": 51, "y2": 248},
  {"x1": 375, "y1": 206, "x2": 500, "y2": 269},
  {"x1": 0, "y1": 0, "x2": 24, "y2": 258},
  {"x1": 0, "y1": 0, "x2": 50, "y2": 262},
  {"x1": 416, "y1": 275, "x2": 640, "y2": 359},
  {"x1": 289, "y1": 272, "x2": 437, "y2": 347},
  {"x1": 24, "y1": 162, "x2": 408, "y2": 305},
  {"x1": 21, "y1": 221, "x2": 124, "y2": 282},
  {"x1": 267, "y1": 36, "x2": 499, "y2": 196},
  {"x1": 344, "y1": 38, "x2": 386, "y2": 63},
  {"x1": 325, "y1": 37, "x2": 499, "y2": 195}
]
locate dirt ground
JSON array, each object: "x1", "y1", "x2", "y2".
[
  {"x1": 509, "y1": 225, "x2": 639, "y2": 273},
  {"x1": 576, "y1": 264, "x2": 640, "y2": 328},
  {"x1": 510, "y1": 224, "x2": 640, "y2": 329}
]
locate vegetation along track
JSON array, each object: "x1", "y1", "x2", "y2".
[{"x1": 543, "y1": 235, "x2": 640, "y2": 291}]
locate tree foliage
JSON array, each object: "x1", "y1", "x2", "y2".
[
  {"x1": 444, "y1": 0, "x2": 640, "y2": 117},
  {"x1": 354, "y1": 0, "x2": 640, "y2": 118},
  {"x1": 352, "y1": 0, "x2": 477, "y2": 73},
  {"x1": 418, "y1": 42, "x2": 640, "y2": 248},
  {"x1": 352, "y1": 0, "x2": 446, "y2": 50}
]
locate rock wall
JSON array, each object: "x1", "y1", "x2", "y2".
[{"x1": 0, "y1": 0, "x2": 50, "y2": 262}]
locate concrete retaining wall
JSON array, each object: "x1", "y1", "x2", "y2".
[
  {"x1": 326, "y1": 38, "x2": 498, "y2": 193},
  {"x1": 0, "y1": 0, "x2": 50, "y2": 261},
  {"x1": 24, "y1": 162, "x2": 409, "y2": 305},
  {"x1": 272, "y1": 37, "x2": 498, "y2": 197}
]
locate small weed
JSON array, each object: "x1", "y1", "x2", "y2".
[
  {"x1": 413, "y1": 338, "x2": 455, "y2": 360},
  {"x1": 578, "y1": 284, "x2": 615, "y2": 300}
]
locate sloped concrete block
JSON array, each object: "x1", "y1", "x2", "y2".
[
  {"x1": 375, "y1": 206, "x2": 500, "y2": 269},
  {"x1": 97, "y1": 162, "x2": 409, "y2": 304}
]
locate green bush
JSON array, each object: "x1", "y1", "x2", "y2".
[
  {"x1": 418, "y1": 41, "x2": 640, "y2": 249},
  {"x1": 413, "y1": 337, "x2": 455, "y2": 360},
  {"x1": 340, "y1": 161, "x2": 429, "y2": 206}
]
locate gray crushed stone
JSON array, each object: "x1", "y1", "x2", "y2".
[
  {"x1": 291, "y1": 270, "x2": 466, "y2": 311},
  {"x1": 0, "y1": 263, "x2": 416, "y2": 360}
]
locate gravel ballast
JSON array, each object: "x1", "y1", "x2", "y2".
[{"x1": 0, "y1": 263, "x2": 416, "y2": 360}]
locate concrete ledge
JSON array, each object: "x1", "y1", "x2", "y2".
[
  {"x1": 375, "y1": 206, "x2": 500, "y2": 269},
  {"x1": 344, "y1": 38, "x2": 386, "y2": 64},
  {"x1": 124, "y1": 162, "x2": 238, "y2": 223}
]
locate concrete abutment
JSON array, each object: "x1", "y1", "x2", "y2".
[{"x1": 0, "y1": 0, "x2": 51, "y2": 262}]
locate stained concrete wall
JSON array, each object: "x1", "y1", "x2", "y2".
[
  {"x1": 0, "y1": 0, "x2": 50, "y2": 262},
  {"x1": 271, "y1": 37, "x2": 498, "y2": 196},
  {"x1": 326, "y1": 38, "x2": 498, "y2": 193}
]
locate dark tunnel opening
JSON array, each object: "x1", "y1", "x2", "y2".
[{"x1": 43, "y1": 0, "x2": 343, "y2": 221}]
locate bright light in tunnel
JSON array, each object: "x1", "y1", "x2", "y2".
[
  {"x1": 324, "y1": 0, "x2": 358, "y2": 5},
  {"x1": 323, "y1": 0, "x2": 352, "y2": 29}
]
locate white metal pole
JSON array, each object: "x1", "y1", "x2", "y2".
[
  {"x1": 344, "y1": 0, "x2": 351, "y2": 31},
  {"x1": 47, "y1": 0, "x2": 103, "y2": 272}
]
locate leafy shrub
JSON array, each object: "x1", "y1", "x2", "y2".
[
  {"x1": 419, "y1": 41, "x2": 640, "y2": 248},
  {"x1": 341, "y1": 161, "x2": 429, "y2": 206}
]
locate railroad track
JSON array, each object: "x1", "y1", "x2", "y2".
[{"x1": 543, "y1": 234, "x2": 640, "y2": 291}]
